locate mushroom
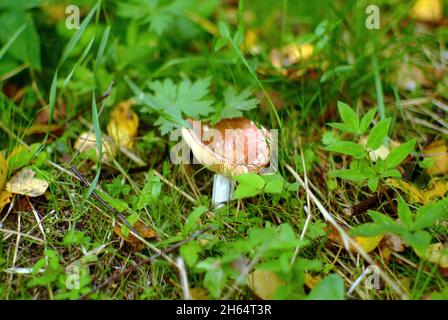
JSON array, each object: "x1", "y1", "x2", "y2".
[{"x1": 181, "y1": 117, "x2": 271, "y2": 208}]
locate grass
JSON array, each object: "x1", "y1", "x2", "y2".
[{"x1": 0, "y1": 0, "x2": 447, "y2": 300}]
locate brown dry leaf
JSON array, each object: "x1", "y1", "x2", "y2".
[
  {"x1": 423, "y1": 140, "x2": 448, "y2": 175},
  {"x1": 416, "y1": 243, "x2": 448, "y2": 269},
  {"x1": 74, "y1": 131, "x2": 116, "y2": 163},
  {"x1": 383, "y1": 233, "x2": 406, "y2": 252},
  {"x1": 189, "y1": 288, "x2": 208, "y2": 300},
  {"x1": 107, "y1": 100, "x2": 139, "y2": 149},
  {"x1": 247, "y1": 269, "x2": 284, "y2": 300},
  {"x1": 0, "y1": 152, "x2": 7, "y2": 191},
  {"x1": 395, "y1": 63, "x2": 430, "y2": 92},
  {"x1": 113, "y1": 220, "x2": 156, "y2": 251},
  {"x1": 353, "y1": 235, "x2": 383, "y2": 253},
  {"x1": 410, "y1": 0, "x2": 443, "y2": 22},
  {"x1": 6, "y1": 168, "x2": 48, "y2": 197},
  {"x1": 304, "y1": 273, "x2": 321, "y2": 289}
]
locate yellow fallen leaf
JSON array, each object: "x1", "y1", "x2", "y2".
[
  {"x1": 353, "y1": 234, "x2": 383, "y2": 253},
  {"x1": 416, "y1": 243, "x2": 448, "y2": 268},
  {"x1": 422, "y1": 180, "x2": 448, "y2": 204},
  {"x1": 0, "y1": 152, "x2": 7, "y2": 191},
  {"x1": 74, "y1": 131, "x2": 116, "y2": 163},
  {"x1": 6, "y1": 168, "x2": 48, "y2": 197},
  {"x1": 107, "y1": 100, "x2": 139, "y2": 149},
  {"x1": 304, "y1": 273, "x2": 321, "y2": 289},
  {"x1": 423, "y1": 140, "x2": 448, "y2": 175},
  {"x1": 0, "y1": 191, "x2": 12, "y2": 212},
  {"x1": 247, "y1": 269, "x2": 284, "y2": 300},
  {"x1": 387, "y1": 179, "x2": 425, "y2": 204},
  {"x1": 410, "y1": 0, "x2": 443, "y2": 22},
  {"x1": 388, "y1": 178, "x2": 448, "y2": 205}
]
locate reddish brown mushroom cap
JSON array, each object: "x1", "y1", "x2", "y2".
[{"x1": 181, "y1": 117, "x2": 271, "y2": 177}]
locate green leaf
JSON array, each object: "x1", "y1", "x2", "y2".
[
  {"x1": 307, "y1": 274, "x2": 345, "y2": 300},
  {"x1": 398, "y1": 197, "x2": 413, "y2": 230},
  {"x1": 7, "y1": 143, "x2": 40, "y2": 175},
  {"x1": 233, "y1": 184, "x2": 262, "y2": 200},
  {"x1": 220, "y1": 87, "x2": 259, "y2": 119},
  {"x1": 137, "y1": 172, "x2": 162, "y2": 210},
  {"x1": 337, "y1": 101, "x2": 359, "y2": 133},
  {"x1": 413, "y1": 199, "x2": 448, "y2": 231},
  {"x1": 264, "y1": 179, "x2": 284, "y2": 194},
  {"x1": 327, "y1": 122, "x2": 353, "y2": 133},
  {"x1": 402, "y1": 230, "x2": 431, "y2": 255},
  {"x1": 384, "y1": 139, "x2": 416, "y2": 169},
  {"x1": 184, "y1": 206, "x2": 208, "y2": 234},
  {"x1": 359, "y1": 109, "x2": 376, "y2": 134},
  {"x1": 218, "y1": 21, "x2": 231, "y2": 38},
  {"x1": 0, "y1": 10, "x2": 41, "y2": 69},
  {"x1": 367, "y1": 177, "x2": 379, "y2": 192},
  {"x1": 325, "y1": 141, "x2": 365, "y2": 159},
  {"x1": 367, "y1": 118, "x2": 391, "y2": 150},
  {"x1": 381, "y1": 168, "x2": 401, "y2": 178},
  {"x1": 234, "y1": 173, "x2": 266, "y2": 189},
  {"x1": 351, "y1": 223, "x2": 386, "y2": 237},
  {"x1": 397, "y1": 197, "x2": 413, "y2": 230},
  {"x1": 180, "y1": 241, "x2": 202, "y2": 267},
  {"x1": 214, "y1": 37, "x2": 228, "y2": 51},
  {"x1": 132, "y1": 77, "x2": 213, "y2": 135},
  {"x1": 330, "y1": 169, "x2": 367, "y2": 181}
]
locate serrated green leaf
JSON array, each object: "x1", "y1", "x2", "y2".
[{"x1": 220, "y1": 87, "x2": 259, "y2": 119}]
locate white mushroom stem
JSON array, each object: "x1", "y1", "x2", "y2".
[{"x1": 212, "y1": 174, "x2": 235, "y2": 208}]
